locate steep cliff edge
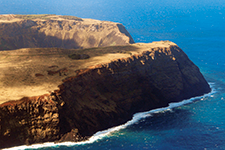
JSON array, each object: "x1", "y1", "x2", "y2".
[
  {"x1": 0, "y1": 41, "x2": 211, "y2": 148},
  {"x1": 0, "y1": 14, "x2": 134, "y2": 50}
]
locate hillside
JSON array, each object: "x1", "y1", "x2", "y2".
[
  {"x1": 0, "y1": 14, "x2": 134, "y2": 50},
  {"x1": 0, "y1": 41, "x2": 211, "y2": 148},
  {"x1": 0, "y1": 41, "x2": 176, "y2": 104}
]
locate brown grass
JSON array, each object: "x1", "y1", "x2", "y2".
[{"x1": 0, "y1": 41, "x2": 176, "y2": 104}]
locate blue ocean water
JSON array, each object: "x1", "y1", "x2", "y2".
[{"x1": 1, "y1": 0, "x2": 225, "y2": 149}]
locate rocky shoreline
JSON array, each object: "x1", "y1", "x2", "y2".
[
  {"x1": 0, "y1": 15, "x2": 210, "y2": 149},
  {"x1": 0, "y1": 42, "x2": 211, "y2": 149}
]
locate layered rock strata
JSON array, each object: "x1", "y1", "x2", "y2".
[
  {"x1": 0, "y1": 14, "x2": 134, "y2": 50},
  {"x1": 0, "y1": 42, "x2": 211, "y2": 148}
]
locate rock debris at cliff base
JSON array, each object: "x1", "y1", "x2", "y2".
[{"x1": 0, "y1": 41, "x2": 211, "y2": 149}]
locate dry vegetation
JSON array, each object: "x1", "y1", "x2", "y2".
[
  {"x1": 0, "y1": 14, "x2": 133, "y2": 50},
  {"x1": 0, "y1": 14, "x2": 83, "y2": 21},
  {"x1": 0, "y1": 41, "x2": 176, "y2": 104},
  {"x1": 59, "y1": 15, "x2": 83, "y2": 21},
  {"x1": 14, "y1": 14, "x2": 55, "y2": 20}
]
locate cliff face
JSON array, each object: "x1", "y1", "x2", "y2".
[
  {"x1": 0, "y1": 95, "x2": 60, "y2": 146},
  {"x1": 0, "y1": 42, "x2": 211, "y2": 148},
  {"x1": 0, "y1": 14, "x2": 134, "y2": 50}
]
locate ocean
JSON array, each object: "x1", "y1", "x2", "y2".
[{"x1": 1, "y1": 0, "x2": 225, "y2": 149}]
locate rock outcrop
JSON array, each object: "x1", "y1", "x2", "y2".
[
  {"x1": 0, "y1": 41, "x2": 211, "y2": 148},
  {"x1": 0, "y1": 14, "x2": 134, "y2": 50}
]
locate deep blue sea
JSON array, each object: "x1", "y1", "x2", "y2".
[{"x1": 1, "y1": 0, "x2": 225, "y2": 149}]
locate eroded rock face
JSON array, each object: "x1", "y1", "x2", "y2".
[
  {"x1": 0, "y1": 15, "x2": 134, "y2": 50},
  {"x1": 0, "y1": 95, "x2": 60, "y2": 148},
  {"x1": 0, "y1": 44, "x2": 211, "y2": 148},
  {"x1": 56, "y1": 45, "x2": 211, "y2": 138}
]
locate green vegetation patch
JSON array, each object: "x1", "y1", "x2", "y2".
[
  {"x1": 68, "y1": 54, "x2": 90, "y2": 60},
  {"x1": 67, "y1": 45, "x2": 135, "y2": 60}
]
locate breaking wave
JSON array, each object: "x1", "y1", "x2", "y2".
[{"x1": 3, "y1": 83, "x2": 216, "y2": 150}]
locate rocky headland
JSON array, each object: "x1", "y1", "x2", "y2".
[
  {"x1": 0, "y1": 14, "x2": 134, "y2": 50},
  {"x1": 0, "y1": 15, "x2": 210, "y2": 149}
]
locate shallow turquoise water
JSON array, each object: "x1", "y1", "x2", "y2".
[{"x1": 1, "y1": 0, "x2": 225, "y2": 149}]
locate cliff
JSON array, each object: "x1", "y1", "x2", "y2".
[
  {"x1": 0, "y1": 14, "x2": 134, "y2": 50},
  {"x1": 0, "y1": 41, "x2": 211, "y2": 148}
]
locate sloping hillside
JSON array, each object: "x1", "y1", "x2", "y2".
[{"x1": 0, "y1": 14, "x2": 134, "y2": 50}]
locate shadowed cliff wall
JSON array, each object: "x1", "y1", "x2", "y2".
[
  {"x1": 0, "y1": 45, "x2": 210, "y2": 148},
  {"x1": 0, "y1": 18, "x2": 134, "y2": 50}
]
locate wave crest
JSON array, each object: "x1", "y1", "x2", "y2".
[{"x1": 3, "y1": 83, "x2": 216, "y2": 150}]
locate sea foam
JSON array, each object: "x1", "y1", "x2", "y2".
[{"x1": 3, "y1": 83, "x2": 216, "y2": 150}]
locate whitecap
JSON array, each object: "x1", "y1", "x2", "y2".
[{"x1": 3, "y1": 82, "x2": 216, "y2": 150}]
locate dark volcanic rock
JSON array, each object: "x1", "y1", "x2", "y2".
[
  {"x1": 0, "y1": 95, "x2": 60, "y2": 148},
  {"x1": 0, "y1": 43, "x2": 210, "y2": 148},
  {"x1": 56, "y1": 45, "x2": 210, "y2": 138}
]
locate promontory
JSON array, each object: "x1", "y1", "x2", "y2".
[{"x1": 0, "y1": 15, "x2": 211, "y2": 149}]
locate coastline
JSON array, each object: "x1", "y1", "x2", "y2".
[
  {"x1": 0, "y1": 42, "x2": 211, "y2": 148},
  {"x1": 3, "y1": 82, "x2": 215, "y2": 150},
  {"x1": 1, "y1": 1, "x2": 224, "y2": 149},
  {"x1": 0, "y1": 15, "x2": 211, "y2": 149}
]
